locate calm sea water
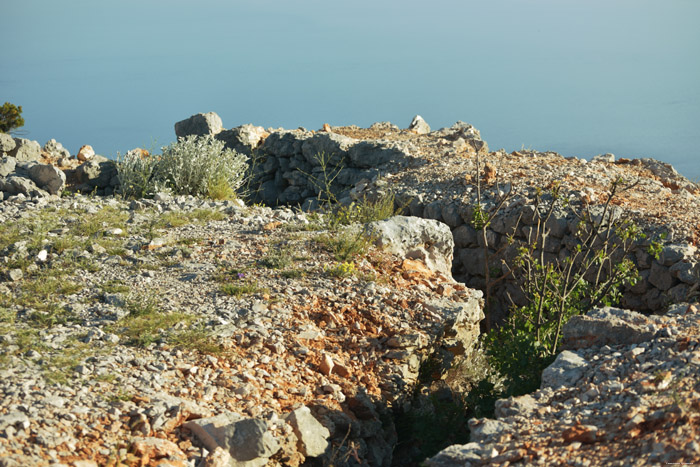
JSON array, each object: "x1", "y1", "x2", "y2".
[{"x1": 5, "y1": 0, "x2": 699, "y2": 180}]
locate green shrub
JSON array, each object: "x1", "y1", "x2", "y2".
[
  {"x1": 0, "y1": 102, "x2": 24, "y2": 133},
  {"x1": 465, "y1": 174, "x2": 656, "y2": 411}
]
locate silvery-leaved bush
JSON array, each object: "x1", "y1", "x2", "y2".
[
  {"x1": 157, "y1": 135, "x2": 248, "y2": 198},
  {"x1": 115, "y1": 136, "x2": 249, "y2": 200},
  {"x1": 116, "y1": 150, "x2": 165, "y2": 199}
]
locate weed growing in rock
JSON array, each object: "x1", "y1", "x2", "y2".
[
  {"x1": 327, "y1": 261, "x2": 356, "y2": 279},
  {"x1": 220, "y1": 281, "x2": 267, "y2": 298},
  {"x1": 101, "y1": 280, "x2": 130, "y2": 294},
  {"x1": 111, "y1": 295, "x2": 193, "y2": 348},
  {"x1": 170, "y1": 326, "x2": 222, "y2": 355},
  {"x1": 260, "y1": 244, "x2": 294, "y2": 270},
  {"x1": 280, "y1": 269, "x2": 304, "y2": 279},
  {"x1": 317, "y1": 229, "x2": 373, "y2": 263}
]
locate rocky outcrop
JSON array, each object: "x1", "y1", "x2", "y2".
[
  {"x1": 6, "y1": 137, "x2": 41, "y2": 162},
  {"x1": 408, "y1": 115, "x2": 431, "y2": 134},
  {"x1": 367, "y1": 215, "x2": 456, "y2": 281}
]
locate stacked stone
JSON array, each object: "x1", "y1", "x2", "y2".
[
  {"x1": 171, "y1": 112, "x2": 699, "y2": 316},
  {"x1": 405, "y1": 191, "x2": 699, "y2": 317}
]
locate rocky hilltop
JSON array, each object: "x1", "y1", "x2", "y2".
[{"x1": 0, "y1": 114, "x2": 699, "y2": 466}]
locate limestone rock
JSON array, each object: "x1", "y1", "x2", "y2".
[
  {"x1": 201, "y1": 446, "x2": 233, "y2": 467},
  {"x1": 76, "y1": 145, "x2": 95, "y2": 162},
  {"x1": 184, "y1": 413, "x2": 280, "y2": 466},
  {"x1": 425, "y1": 442, "x2": 484, "y2": 466},
  {"x1": 27, "y1": 163, "x2": 66, "y2": 195},
  {"x1": 494, "y1": 394, "x2": 538, "y2": 418},
  {"x1": 43, "y1": 139, "x2": 71, "y2": 160},
  {"x1": 216, "y1": 124, "x2": 268, "y2": 155},
  {"x1": 285, "y1": 406, "x2": 330, "y2": 457},
  {"x1": 74, "y1": 156, "x2": 118, "y2": 191},
  {"x1": 261, "y1": 130, "x2": 312, "y2": 157},
  {"x1": 0, "y1": 156, "x2": 16, "y2": 177},
  {"x1": 0, "y1": 175, "x2": 47, "y2": 197},
  {"x1": 175, "y1": 112, "x2": 224, "y2": 138},
  {"x1": 540, "y1": 350, "x2": 588, "y2": 390},
  {"x1": 369, "y1": 121, "x2": 399, "y2": 132},
  {"x1": 660, "y1": 244, "x2": 696, "y2": 266},
  {"x1": 562, "y1": 307, "x2": 658, "y2": 350},
  {"x1": 468, "y1": 418, "x2": 510, "y2": 442},
  {"x1": 408, "y1": 115, "x2": 431, "y2": 134},
  {"x1": 0, "y1": 133, "x2": 16, "y2": 153},
  {"x1": 367, "y1": 215, "x2": 455, "y2": 280},
  {"x1": 592, "y1": 153, "x2": 615, "y2": 163},
  {"x1": 8, "y1": 138, "x2": 41, "y2": 162}
]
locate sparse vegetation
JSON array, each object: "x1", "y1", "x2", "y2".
[
  {"x1": 220, "y1": 281, "x2": 267, "y2": 298},
  {"x1": 327, "y1": 261, "x2": 356, "y2": 279},
  {"x1": 109, "y1": 295, "x2": 194, "y2": 348},
  {"x1": 462, "y1": 167, "x2": 665, "y2": 417},
  {"x1": 260, "y1": 244, "x2": 294, "y2": 270}
]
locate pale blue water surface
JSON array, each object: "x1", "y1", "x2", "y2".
[{"x1": 4, "y1": 0, "x2": 699, "y2": 179}]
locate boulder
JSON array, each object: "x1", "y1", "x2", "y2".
[
  {"x1": 494, "y1": 394, "x2": 538, "y2": 418},
  {"x1": 425, "y1": 442, "x2": 484, "y2": 466},
  {"x1": 184, "y1": 413, "x2": 280, "y2": 466},
  {"x1": 73, "y1": 156, "x2": 118, "y2": 191},
  {"x1": 175, "y1": 112, "x2": 224, "y2": 138},
  {"x1": 43, "y1": 139, "x2": 70, "y2": 159},
  {"x1": 76, "y1": 145, "x2": 95, "y2": 162},
  {"x1": 367, "y1": 216, "x2": 455, "y2": 280},
  {"x1": 561, "y1": 307, "x2": 658, "y2": 350},
  {"x1": 0, "y1": 175, "x2": 47, "y2": 198},
  {"x1": 8, "y1": 138, "x2": 41, "y2": 162},
  {"x1": 468, "y1": 418, "x2": 510, "y2": 442},
  {"x1": 0, "y1": 133, "x2": 16, "y2": 153},
  {"x1": 540, "y1": 350, "x2": 588, "y2": 390},
  {"x1": 408, "y1": 115, "x2": 431, "y2": 134},
  {"x1": 0, "y1": 156, "x2": 16, "y2": 177},
  {"x1": 660, "y1": 244, "x2": 696, "y2": 266},
  {"x1": 284, "y1": 406, "x2": 330, "y2": 457},
  {"x1": 27, "y1": 163, "x2": 66, "y2": 195},
  {"x1": 648, "y1": 261, "x2": 674, "y2": 291}
]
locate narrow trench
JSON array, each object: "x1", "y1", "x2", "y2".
[
  {"x1": 261, "y1": 192, "x2": 490, "y2": 466},
  {"x1": 389, "y1": 239, "x2": 482, "y2": 466}
]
